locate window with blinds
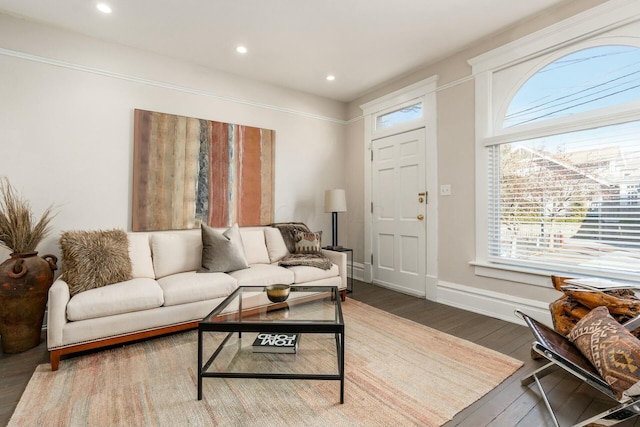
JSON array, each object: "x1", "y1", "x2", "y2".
[
  {"x1": 489, "y1": 115, "x2": 640, "y2": 277},
  {"x1": 487, "y1": 44, "x2": 640, "y2": 277}
]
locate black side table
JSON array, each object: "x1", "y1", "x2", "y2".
[{"x1": 323, "y1": 247, "x2": 353, "y2": 294}]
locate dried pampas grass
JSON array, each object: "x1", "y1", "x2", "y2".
[{"x1": 0, "y1": 177, "x2": 56, "y2": 253}]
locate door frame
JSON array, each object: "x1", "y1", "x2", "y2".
[{"x1": 360, "y1": 76, "x2": 439, "y2": 300}]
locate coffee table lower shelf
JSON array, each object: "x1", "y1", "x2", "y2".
[
  {"x1": 198, "y1": 330, "x2": 345, "y2": 404},
  {"x1": 197, "y1": 286, "x2": 345, "y2": 404}
]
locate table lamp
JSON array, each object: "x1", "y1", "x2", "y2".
[{"x1": 324, "y1": 189, "x2": 347, "y2": 250}]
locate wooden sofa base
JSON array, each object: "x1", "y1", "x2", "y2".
[
  {"x1": 49, "y1": 289, "x2": 347, "y2": 371},
  {"x1": 49, "y1": 321, "x2": 200, "y2": 371}
]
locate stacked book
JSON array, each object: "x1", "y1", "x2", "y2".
[{"x1": 252, "y1": 333, "x2": 300, "y2": 354}]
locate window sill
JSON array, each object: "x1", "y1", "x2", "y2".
[{"x1": 470, "y1": 260, "x2": 556, "y2": 288}]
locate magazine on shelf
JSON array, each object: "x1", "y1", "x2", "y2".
[
  {"x1": 252, "y1": 333, "x2": 300, "y2": 354},
  {"x1": 564, "y1": 277, "x2": 638, "y2": 292}
]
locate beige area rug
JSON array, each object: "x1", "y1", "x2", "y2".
[{"x1": 9, "y1": 300, "x2": 523, "y2": 427}]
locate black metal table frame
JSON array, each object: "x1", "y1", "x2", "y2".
[
  {"x1": 197, "y1": 286, "x2": 345, "y2": 403},
  {"x1": 324, "y1": 247, "x2": 354, "y2": 294}
]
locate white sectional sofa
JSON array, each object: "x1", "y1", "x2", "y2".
[{"x1": 47, "y1": 226, "x2": 346, "y2": 370}]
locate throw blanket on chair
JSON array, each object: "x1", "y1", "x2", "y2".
[{"x1": 272, "y1": 222, "x2": 332, "y2": 270}]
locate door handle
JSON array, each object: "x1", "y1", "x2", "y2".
[{"x1": 417, "y1": 214, "x2": 424, "y2": 221}]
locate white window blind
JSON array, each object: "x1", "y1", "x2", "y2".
[{"x1": 488, "y1": 120, "x2": 640, "y2": 276}]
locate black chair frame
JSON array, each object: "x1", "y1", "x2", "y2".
[{"x1": 516, "y1": 309, "x2": 640, "y2": 427}]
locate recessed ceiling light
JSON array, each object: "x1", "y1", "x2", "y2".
[
  {"x1": 326, "y1": 75, "x2": 336, "y2": 81},
  {"x1": 236, "y1": 46, "x2": 248, "y2": 54},
  {"x1": 96, "y1": 3, "x2": 112, "y2": 14}
]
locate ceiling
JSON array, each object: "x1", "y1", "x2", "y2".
[{"x1": 0, "y1": 0, "x2": 570, "y2": 102}]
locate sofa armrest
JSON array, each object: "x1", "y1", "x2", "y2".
[
  {"x1": 47, "y1": 278, "x2": 70, "y2": 349},
  {"x1": 321, "y1": 249, "x2": 347, "y2": 290}
]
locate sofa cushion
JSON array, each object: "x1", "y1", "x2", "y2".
[
  {"x1": 127, "y1": 232, "x2": 155, "y2": 279},
  {"x1": 200, "y1": 224, "x2": 249, "y2": 273},
  {"x1": 228, "y1": 264, "x2": 294, "y2": 286},
  {"x1": 240, "y1": 229, "x2": 271, "y2": 264},
  {"x1": 66, "y1": 278, "x2": 163, "y2": 321},
  {"x1": 151, "y1": 231, "x2": 201, "y2": 278},
  {"x1": 60, "y1": 229, "x2": 133, "y2": 296},
  {"x1": 286, "y1": 264, "x2": 339, "y2": 284},
  {"x1": 264, "y1": 227, "x2": 289, "y2": 262},
  {"x1": 157, "y1": 271, "x2": 238, "y2": 306}
]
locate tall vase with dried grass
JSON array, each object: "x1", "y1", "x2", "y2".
[{"x1": 0, "y1": 177, "x2": 58, "y2": 353}]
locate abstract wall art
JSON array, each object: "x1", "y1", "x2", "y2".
[{"x1": 132, "y1": 109, "x2": 275, "y2": 231}]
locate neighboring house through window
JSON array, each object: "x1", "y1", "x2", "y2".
[{"x1": 470, "y1": 0, "x2": 640, "y2": 285}]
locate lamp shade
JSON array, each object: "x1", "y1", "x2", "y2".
[{"x1": 324, "y1": 189, "x2": 347, "y2": 213}]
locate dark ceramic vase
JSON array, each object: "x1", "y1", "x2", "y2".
[{"x1": 0, "y1": 252, "x2": 57, "y2": 353}]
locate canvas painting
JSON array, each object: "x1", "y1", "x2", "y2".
[{"x1": 132, "y1": 109, "x2": 275, "y2": 231}]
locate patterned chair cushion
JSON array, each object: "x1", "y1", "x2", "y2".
[{"x1": 568, "y1": 306, "x2": 640, "y2": 399}]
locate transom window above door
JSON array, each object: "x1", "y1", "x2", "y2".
[{"x1": 375, "y1": 101, "x2": 423, "y2": 131}]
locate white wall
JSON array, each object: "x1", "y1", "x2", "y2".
[
  {"x1": 345, "y1": 0, "x2": 608, "y2": 318},
  {"x1": 0, "y1": 1, "x2": 611, "y2": 323},
  {"x1": 0, "y1": 13, "x2": 347, "y2": 262}
]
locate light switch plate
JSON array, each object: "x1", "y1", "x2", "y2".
[{"x1": 440, "y1": 184, "x2": 452, "y2": 196}]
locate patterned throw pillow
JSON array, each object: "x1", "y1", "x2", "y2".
[
  {"x1": 294, "y1": 231, "x2": 322, "y2": 254},
  {"x1": 567, "y1": 306, "x2": 640, "y2": 399},
  {"x1": 60, "y1": 229, "x2": 133, "y2": 297}
]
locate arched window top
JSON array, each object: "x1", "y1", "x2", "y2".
[{"x1": 503, "y1": 45, "x2": 640, "y2": 128}]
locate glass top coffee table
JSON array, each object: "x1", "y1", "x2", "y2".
[{"x1": 197, "y1": 285, "x2": 345, "y2": 403}]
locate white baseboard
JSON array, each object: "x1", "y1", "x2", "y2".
[
  {"x1": 351, "y1": 261, "x2": 365, "y2": 282},
  {"x1": 436, "y1": 281, "x2": 552, "y2": 326},
  {"x1": 336, "y1": 262, "x2": 550, "y2": 327},
  {"x1": 370, "y1": 279, "x2": 426, "y2": 298}
]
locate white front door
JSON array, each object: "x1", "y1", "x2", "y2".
[{"x1": 371, "y1": 128, "x2": 426, "y2": 296}]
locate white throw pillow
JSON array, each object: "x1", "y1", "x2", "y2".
[
  {"x1": 240, "y1": 229, "x2": 271, "y2": 264},
  {"x1": 151, "y1": 231, "x2": 202, "y2": 279},
  {"x1": 127, "y1": 232, "x2": 155, "y2": 279},
  {"x1": 264, "y1": 227, "x2": 289, "y2": 262}
]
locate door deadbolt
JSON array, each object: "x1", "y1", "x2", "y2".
[{"x1": 418, "y1": 197, "x2": 424, "y2": 203}]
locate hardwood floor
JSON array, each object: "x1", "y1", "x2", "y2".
[
  {"x1": 350, "y1": 281, "x2": 640, "y2": 427},
  {"x1": 0, "y1": 331, "x2": 49, "y2": 427},
  {"x1": 1, "y1": 281, "x2": 638, "y2": 426}
]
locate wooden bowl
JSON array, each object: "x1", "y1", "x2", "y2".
[{"x1": 266, "y1": 284, "x2": 290, "y2": 303}]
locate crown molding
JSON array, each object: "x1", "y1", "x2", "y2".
[{"x1": 0, "y1": 47, "x2": 348, "y2": 125}]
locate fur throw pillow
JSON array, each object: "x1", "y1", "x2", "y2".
[{"x1": 60, "y1": 229, "x2": 132, "y2": 296}]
